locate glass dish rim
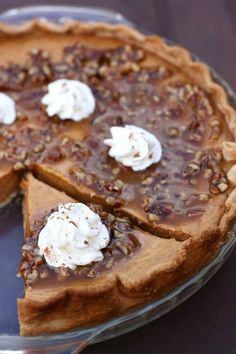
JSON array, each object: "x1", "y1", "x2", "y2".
[
  {"x1": 0, "y1": 4, "x2": 236, "y2": 352},
  {"x1": 0, "y1": 4, "x2": 134, "y2": 26}
]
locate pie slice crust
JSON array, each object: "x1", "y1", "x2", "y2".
[{"x1": 18, "y1": 174, "x2": 225, "y2": 336}]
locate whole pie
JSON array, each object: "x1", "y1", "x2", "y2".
[{"x1": 0, "y1": 19, "x2": 236, "y2": 336}]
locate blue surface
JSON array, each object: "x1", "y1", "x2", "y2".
[{"x1": 0, "y1": 202, "x2": 24, "y2": 334}]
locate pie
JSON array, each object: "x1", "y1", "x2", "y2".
[{"x1": 0, "y1": 19, "x2": 236, "y2": 336}]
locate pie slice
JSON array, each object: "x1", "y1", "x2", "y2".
[
  {"x1": 15, "y1": 174, "x2": 191, "y2": 334},
  {"x1": 18, "y1": 174, "x2": 226, "y2": 335}
]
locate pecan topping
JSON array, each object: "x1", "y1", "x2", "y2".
[
  {"x1": 19, "y1": 204, "x2": 140, "y2": 284},
  {"x1": 43, "y1": 146, "x2": 65, "y2": 163},
  {"x1": 0, "y1": 42, "x2": 232, "y2": 257}
]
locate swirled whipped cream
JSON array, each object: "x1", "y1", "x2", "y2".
[
  {"x1": 41, "y1": 79, "x2": 95, "y2": 121},
  {"x1": 38, "y1": 203, "x2": 110, "y2": 269},
  {"x1": 0, "y1": 92, "x2": 16, "y2": 125},
  {"x1": 104, "y1": 125, "x2": 162, "y2": 171}
]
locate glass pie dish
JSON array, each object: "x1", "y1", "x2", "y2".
[{"x1": 0, "y1": 5, "x2": 236, "y2": 354}]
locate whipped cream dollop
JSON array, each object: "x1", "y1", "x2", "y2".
[
  {"x1": 104, "y1": 125, "x2": 162, "y2": 171},
  {"x1": 38, "y1": 203, "x2": 110, "y2": 269},
  {"x1": 41, "y1": 79, "x2": 96, "y2": 121},
  {"x1": 0, "y1": 92, "x2": 16, "y2": 125}
]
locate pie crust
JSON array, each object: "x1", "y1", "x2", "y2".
[{"x1": 0, "y1": 19, "x2": 235, "y2": 335}]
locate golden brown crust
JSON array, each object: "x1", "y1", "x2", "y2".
[
  {"x1": 0, "y1": 19, "x2": 234, "y2": 335},
  {"x1": 18, "y1": 225, "x2": 223, "y2": 336}
]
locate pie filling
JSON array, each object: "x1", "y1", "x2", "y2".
[
  {"x1": 19, "y1": 202, "x2": 142, "y2": 289},
  {"x1": 0, "y1": 44, "x2": 233, "y2": 240}
]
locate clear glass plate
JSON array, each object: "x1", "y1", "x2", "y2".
[{"x1": 0, "y1": 5, "x2": 236, "y2": 354}]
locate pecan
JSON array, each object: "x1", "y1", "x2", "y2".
[
  {"x1": 87, "y1": 269, "x2": 97, "y2": 278},
  {"x1": 128, "y1": 233, "x2": 141, "y2": 248},
  {"x1": 166, "y1": 127, "x2": 179, "y2": 137},
  {"x1": 210, "y1": 119, "x2": 221, "y2": 140},
  {"x1": 217, "y1": 182, "x2": 228, "y2": 193},
  {"x1": 184, "y1": 115, "x2": 203, "y2": 142},
  {"x1": 114, "y1": 230, "x2": 123, "y2": 238},
  {"x1": 34, "y1": 256, "x2": 44, "y2": 266},
  {"x1": 27, "y1": 269, "x2": 39, "y2": 284},
  {"x1": 105, "y1": 196, "x2": 116, "y2": 206},
  {"x1": 204, "y1": 169, "x2": 213, "y2": 178},
  {"x1": 115, "y1": 240, "x2": 131, "y2": 255},
  {"x1": 40, "y1": 269, "x2": 49, "y2": 279},
  {"x1": 13, "y1": 161, "x2": 25, "y2": 171},
  {"x1": 18, "y1": 150, "x2": 28, "y2": 161},
  {"x1": 33, "y1": 143, "x2": 45, "y2": 153},
  {"x1": 210, "y1": 172, "x2": 228, "y2": 194},
  {"x1": 105, "y1": 182, "x2": 120, "y2": 192},
  {"x1": 187, "y1": 92, "x2": 201, "y2": 109},
  {"x1": 199, "y1": 193, "x2": 209, "y2": 201},
  {"x1": 227, "y1": 165, "x2": 236, "y2": 186},
  {"x1": 105, "y1": 258, "x2": 114, "y2": 269},
  {"x1": 105, "y1": 196, "x2": 123, "y2": 208},
  {"x1": 45, "y1": 135, "x2": 52, "y2": 143},
  {"x1": 141, "y1": 176, "x2": 154, "y2": 186},
  {"x1": 61, "y1": 137, "x2": 69, "y2": 145},
  {"x1": 107, "y1": 213, "x2": 115, "y2": 223},
  {"x1": 183, "y1": 162, "x2": 201, "y2": 177},
  {"x1": 44, "y1": 146, "x2": 65, "y2": 163},
  {"x1": 115, "y1": 179, "x2": 125, "y2": 188},
  {"x1": 147, "y1": 213, "x2": 160, "y2": 222},
  {"x1": 168, "y1": 104, "x2": 183, "y2": 118},
  {"x1": 22, "y1": 244, "x2": 33, "y2": 252},
  {"x1": 146, "y1": 202, "x2": 173, "y2": 217},
  {"x1": 99, "y1": 65, "x2": 109, "y2": 76}
]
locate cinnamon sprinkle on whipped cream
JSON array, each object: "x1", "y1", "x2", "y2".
[
  {"x1": 104, "y1": 125, "x2": 162, "y2": 171},
  {"x1": 38, "y1": 203, "x2": 110, "y2": 269},
  {"x1": 41, "y1": 79, "x2": 95, "y2": 121}
]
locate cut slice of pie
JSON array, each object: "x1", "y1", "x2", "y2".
[{"x1": 18, "y1": 174, "x2": 226, "y2": 335}]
